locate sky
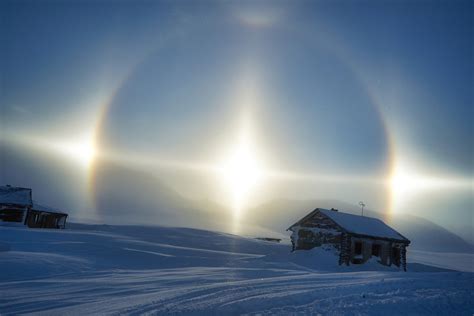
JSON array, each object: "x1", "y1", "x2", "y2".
[{"x1": 1, "y1": 1, "x2": 472, "y2": 238}]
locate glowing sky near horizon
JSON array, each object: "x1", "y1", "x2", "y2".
[{"x1": 0, "y1": 1, "x2": 472, "y2": 235}]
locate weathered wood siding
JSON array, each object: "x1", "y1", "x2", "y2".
[
  {"x1": 380, "y1": 242, "x2": 391, "y2": 265},
  {"x1": 0, "y1": 204, "x2": 28, "y2": 224},
  {"x1": 292, "y1": 211, "x2": 343, "y2": 250},
  {"x1": 339, "y1": 233, "x2": 351, "y2": 265},
  {"x1": 300, "y1": 212, "x2": 341, "y2": 231}
]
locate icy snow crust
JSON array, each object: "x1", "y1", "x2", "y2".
[
  {"x1": 319, "y1": 209, "x2": 408, "y2": 241},
  {"x1": 0, "y1": 224, "x2": 472, "y2": 315}
]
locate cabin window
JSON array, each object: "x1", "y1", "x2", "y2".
[
  {"x1": 372, "y1": 244, "x2": 381, "y2": 257},
  {"x1": 354, "y1": 241, "x2": 363, "y2": 255}
]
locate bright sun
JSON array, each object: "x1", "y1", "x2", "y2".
[
  {"x1": 52, "y1": 134, "x2": 96, "y2": 169},
  {"x1": 219, "y1": 141, "x2": 263, "y2": 213},
  {"x1": 74, "y1": 140, "x2": 96, "y2": 168}
]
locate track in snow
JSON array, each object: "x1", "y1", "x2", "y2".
[{"x1": 0, "y1": 224, "x2": 473, "y2": 315}]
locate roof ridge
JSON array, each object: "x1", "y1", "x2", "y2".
[{"x1": 290, "y1": 207, "x2": 410, "y2": 243}]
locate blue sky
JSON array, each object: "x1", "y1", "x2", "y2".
[{"x1": 1, "y1": 1, "x2": 472, "y2": 236}]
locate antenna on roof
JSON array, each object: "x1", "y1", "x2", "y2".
[{"x1": 359, "y1": 201, "x2": 366, "y2": 216}]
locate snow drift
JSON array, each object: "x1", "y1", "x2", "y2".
[{"x1": 0, "y1": 224, "x2": 473, "y2": 315}]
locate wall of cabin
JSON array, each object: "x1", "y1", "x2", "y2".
[
  {"x1": 347, "y1": 237, "x2": 407, "y2": 269},
  {"x1": 291, "y1": 225, "x2": 342, "y2": 251},
  {"x1": 300, "y1": 211, "x2": 341, "y2": 230},
  {"x1": 349, "y1": 237, "x2": 392, "y2": 264},
  {"x1": 26, "y1": 210, "x2": 67, "y2": 229},
  {"x1": 0, "y1": 205, "x2": 67, "y2": 229},
  {"x1": 291, "y1": 211, "x2": 343, "y2": 251},
  {"x1": 0, "y1": 205, "x2": 28, "y2": 227}
]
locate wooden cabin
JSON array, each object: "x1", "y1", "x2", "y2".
[
  {"x1": 287, "y1": 208, "x2": 410, "y2": 271},
  {"x1": 0, "y1": 185, "x2": 68, "y2": 229}
]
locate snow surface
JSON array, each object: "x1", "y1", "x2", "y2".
[
  {"x1": 410, "y1": 250, "x2": 474, "y2": 273},
  {"x1": 319, "y1": 209, "x2": 408, "y2": 241},
  {"x1": 0, "y1": 224, "x2": 472, "y2": 315}
]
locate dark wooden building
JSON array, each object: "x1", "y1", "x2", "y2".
[
  {"x1": 26, "y1": 203, "x2": 68, "y2": 229},
  {"x1": 0, "y1": 185, "x2": 68, "y2": 229},
  {"x1": 287, "y1": 208, "x2": 410, "y2": 271}
]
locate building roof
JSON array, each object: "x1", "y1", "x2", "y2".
[
  {"x1": 0, "y1": 185, "x2": 32, "y2": 206},
  {"x1": 32, "y1": 202, "x2": 67, "y2": 215},
  {"x1": 289, "y1": 208, "x2": 409, "y2": 243}
]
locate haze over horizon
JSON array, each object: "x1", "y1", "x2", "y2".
[{"x1": 1, "y1": 1, "x2": 472, "y2": 240}]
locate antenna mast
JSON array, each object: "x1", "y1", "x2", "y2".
[{"x1": 359, "y1": 201, "x2": 366, "y2": 216}]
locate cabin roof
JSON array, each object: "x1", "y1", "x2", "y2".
[
  {"x1": 32, "y1": 202, "x2": 67, "y2": 215},
  {"x1": 289, "y1": 208, "x2": 409, "y2": 243},
  {"x1": 0, "y1": 185, "x2": 32, "y2": 206}
]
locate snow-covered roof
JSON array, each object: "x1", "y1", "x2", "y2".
[
  {"x1": 0, "y1": 185, "x2": 32, "y2": 206},
  {"x1": 288, "y1": 208, "x2": 409, "y2": 242},
  {"x1": 318, "y1": 208, "x2": 408, "y2": 242},
  {"x1": 32, "y1": 202, "x2": 67, "y2": 215}
]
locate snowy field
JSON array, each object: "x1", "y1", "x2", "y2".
[{"x1": 0, "y1": 224, "x2": 473, "y2": 315}]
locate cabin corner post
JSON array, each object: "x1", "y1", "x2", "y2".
[
  {"x1": 339, "y1": 233, "x2": 351, "y2": 266},
  {"x1": 346, "y1": 235, "x2": 352, "y2": 265},
  {"x1": 401, "y1": 244, "x2": 407, "y2": 272},
  {"x1": 338, "y1": 234, "x2": 344, "y2": 265},
  {"x1": 23, "y1": 207, "x2": 30, "y2": 226}
]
